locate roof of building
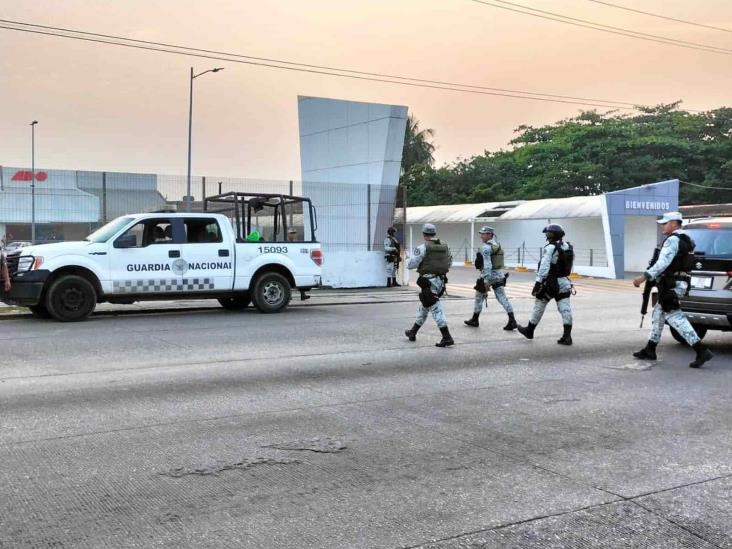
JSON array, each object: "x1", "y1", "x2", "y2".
[
  {"x1": 498, "y1": 195, "x2": 604, "y2": 220},
  {"x1": 405, "y1": 201, "x2": 524, "y2": 224},
  {"x1": 404, "y1": 195, "x2": 605, "y2": 224}
]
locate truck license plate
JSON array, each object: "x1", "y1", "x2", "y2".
[{"x1": 691, "y1": 276, "x2": 713, "y2": 289}]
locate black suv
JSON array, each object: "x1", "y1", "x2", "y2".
[{"x1": 671, "y1": 217, "x2": 732, "y2": 342}]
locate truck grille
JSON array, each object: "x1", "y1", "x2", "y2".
[{"x1": 5, "y1": 252, "x2": 21, "y2": 277}]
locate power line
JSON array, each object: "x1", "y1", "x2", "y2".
[
  {"x1": 0, "y1": 22, "x2": 636, "y2": 110},
  {"x1": 0, "y1": 18, "x2": 643, "y2": 109},
  {"x1": 681, "y1": 180, "x2": 732, "y2": 191},
  {"x1": 469, "y1": 0, "x2": 732, "y2": 55},
  {"x1": 584, "y1": 0, "x2": 732, "y2": 34}
]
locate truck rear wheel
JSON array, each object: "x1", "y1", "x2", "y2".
[
  {"x1": 669, "y1": 325, "x2": 707, "y2": 345},
  {"x1": 218, "y1": 294, "x2": 251, "y2": 310},
  {"x1": 252, "y1": 272, "x2": 291, "y2": 313},
  {"x1": 46, "y1": 275, "x2": 97, "y2": 322}
]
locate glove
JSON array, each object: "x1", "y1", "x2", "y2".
[{"x1": 531, "y1": 282, "x2": 543, "y2": 297}]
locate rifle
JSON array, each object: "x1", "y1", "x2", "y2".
[{"x1": 640, "y1": 247, "x2": 661, "y2": 328}]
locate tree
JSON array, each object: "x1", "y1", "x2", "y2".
[
  {"x1": 404, "y1": 104, "x2": 732, "y2": 206},
  {"x1": 401, "y1": 114, "x2": 436, "y2": 173}
]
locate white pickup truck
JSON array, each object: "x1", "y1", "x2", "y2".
[{"x1": 1, "y1": 192, "x2": 323, "y2": 321}]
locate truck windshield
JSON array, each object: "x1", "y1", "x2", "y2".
[
  {"x1": 685, "y1": 226, "x2": 732, "y2": 258},
  {"x1": 85, "y1": 217, "x2": 135, "y2": 243}
]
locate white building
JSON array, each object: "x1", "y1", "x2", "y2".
[{"x1": 404, "y1": 180, "x2": 680, "y2": 279}]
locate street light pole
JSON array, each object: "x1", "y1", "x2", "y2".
[
  {"x1": 30, "y1": 120, "x2": 38, "y2": 244},
  {"x1": 186, "y1": 66, "x2": 223, "y2": 212}
]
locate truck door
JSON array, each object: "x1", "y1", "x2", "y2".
[
  {"x1": 108, "y1": 217, "x2": 183, "y2": 295},
  {"x1": 180, "y1": 216, "x2": 235, "y2": 290}
]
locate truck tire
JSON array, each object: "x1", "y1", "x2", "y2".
[
  {"x1": 669, "y1": 324, "x2": 707, "y2": 345},
  {"x1": 45, "y1": 275, "x2": 97, "y2": 322},
  {"x1": 252, "y1": 272, "x2": 291, "y2": 313},
  {"x1": 218, "y1": 295, "x2": 251, "y2": 310},
  {"x1": 28, "y1": 304, "x2": 52, "y2": 319}
]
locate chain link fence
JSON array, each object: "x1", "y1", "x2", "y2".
[{"x1": 0, "y1": 167, "x2": 404, "y2": 252}]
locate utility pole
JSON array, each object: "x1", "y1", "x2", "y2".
[
  {"x1": 186, "y1": 66, "x2": 224, "y2": 211},
  {"x1": 30, "y1": 120, "x2": 38, "y2": 244}
]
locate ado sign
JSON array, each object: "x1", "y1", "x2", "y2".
[{"x1": 11, "y1": 170, "x2": 48, "y2": 182}]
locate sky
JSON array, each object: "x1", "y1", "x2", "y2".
[{"x1": 1, "y1": 0, "x2": 731, "y2": 181}]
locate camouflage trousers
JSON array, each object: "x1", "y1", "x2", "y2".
[
  {"x1": 385, "y1": 260, "x2": 396, "y2": 278},
  {"x1": 473, "y1": 286, "x2": 514, "y2": 315},
  {"x1": 415, "y1": 301, "x2": 448, "y2": 329},
  {"x1": 415, "y1": 275, "x2": 448, "y2": 328},
  {"x1": 649, "y1": 282, "x2": 699, "y2": 346},
  {"x1": 530, "y1": 297, "x2": 572, "y2": 326}
]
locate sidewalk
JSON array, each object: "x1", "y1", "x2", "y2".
[
  {"x1": 0, "y1": 286, "x2": 422, "y2": 319},
  {"x1": 0, "y1": 268, "x2": 636, "y2": 319}
]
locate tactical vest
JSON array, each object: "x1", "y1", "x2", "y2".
[
  {"x1": 662, "y1": 233, "x2": 695, "y2": 275},
  {"x1": 548, "y1": 241, "x2": 574, "y2": 278},
  {"x1": 489, "y1": 242, "x2": 504, "y2": 270},
  {"x1": 385, "y1": 236, "x2": 400, "y2": 258},
  {"x1": 418, "y1": 239, "x2": 451, "y2": 276}
]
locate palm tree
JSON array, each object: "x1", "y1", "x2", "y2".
[{"x1": 402, "y1": 114, "x2": 435, "y2": 173}]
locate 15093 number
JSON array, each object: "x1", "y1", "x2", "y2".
[{"x1": 258, "y1": 246, "x2": 288, "y2": 254}]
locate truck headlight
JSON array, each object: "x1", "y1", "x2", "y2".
[{"x1": 17, "y1": 256, "x2": 43, "y2": 272}]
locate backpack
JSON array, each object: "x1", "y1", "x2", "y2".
[
  {"x1": 665, "y1": 233, "x2": 695, "y2": 274},
  {"x1": 549, "y1": 241, "x2": 574, "y2": 277},
  {"x1": 418, "y1": 239, "x2": 452, "y2": 276}
]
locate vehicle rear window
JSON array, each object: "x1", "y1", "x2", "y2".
[
  {"x1": 183, "y1": 218, "x2": 222, "y2": 244},
  {"x1": 685, "y1": 226, "x2": 732, "y2": 258}
]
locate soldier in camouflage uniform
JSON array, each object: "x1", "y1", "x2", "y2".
[
  {"x1": 518, "y1": 224, "x2": 574, "y2": 345},
  {"x1": 633, "y1": 211, "x2": 714, "y2": 368},
  {"x1": 464, "y1": 226, "x2": 517, "y2": 330},
  {"x1": 404, "y1": 223, "x2": 454, "y2": 347},
  {"x1": 384, "y1": 227, "x2": 401, "y2": 287}
]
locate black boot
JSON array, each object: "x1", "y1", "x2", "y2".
[
  {"x1": 436, "y1": 326, "x2": 455, "y2": 347},
  {"x1": 464, "y1": 313, "x2": 480, "y2": 327},
  {"x1": 557, "y1": 324, "x2": 572, "y2": 345},
  {"x1": 405, "y1": 323, "x2": 421, "y2": 342},
  {"x1": 503, "y1": 313, "x2": 517, "y2": 331},
  {"x1": 299, "y1": 290, "x2": 310, "y2": 301},
  {"x1": 690, "y1": 342, "x2": 714, "y2": 368},
  {"x1": 387, "y1": 278, "x2": 393, "y2": 288},
  {"x1": 517, "y1": 322, "x2": 536, "y2": 340},
  {"x1": 392, "y1": 277, "x2": 401, "y2": 287},
  {"x1": 633, "y1": 341, "x2": 657, "y2": 360}
]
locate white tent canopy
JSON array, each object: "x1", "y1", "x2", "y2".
[
  {"x1": 406, "y1": 201, "x2": 524, "y2": 224},
  {"x1": 499, "y1": 195, "x2": 603, "y2": 220}
]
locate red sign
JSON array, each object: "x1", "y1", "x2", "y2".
[{"x1": 11, "y1": 170, "x2": 47, "y2": 182}]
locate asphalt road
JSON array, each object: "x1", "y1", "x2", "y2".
[{"x1": 1, "y1": 287, "x2": 730, "y2": 548}]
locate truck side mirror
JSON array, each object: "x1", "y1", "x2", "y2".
[{"x1": 114, "y1": 234, "x2": 137, "y2": 249}]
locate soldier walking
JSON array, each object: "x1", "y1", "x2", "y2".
[
  {"x1": 404, "y1": 223, "x2": 454, "y2": 347},
  {"x1": 384, "y1": 227, "x2": 401, "y2": 287},
  {"x1": 464, "y1": 226, "x2": 517, "y2": 330},
  {"x1": 517, "y1": 224, "x2": 574, "y2": 345},
  {"x1": 632, "y1": 212, "x2": 714, "y2": 368}
]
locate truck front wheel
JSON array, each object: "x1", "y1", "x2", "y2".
[
  {"x1": 252, "y1": 272, "x2": 291, "y2": 313},
  {"x1": 28, "y1": 304, "x2": 52, "y2": 319},
  {"x1": 46, "y1": 275, "x2": 97, "y2": 322}
]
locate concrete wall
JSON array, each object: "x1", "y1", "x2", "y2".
[
  {"x1": 321, "y1": 251, "x2": 386, "y2": 288},
  {"x1": 623, "y1": 216, "x2": 659, "y2": 272},
  {"x1": 605, "y1": 180, "x2": 679, "y2": 277},
  {"x1": 298, "y1": 96, "x2": 408, "y2": 287}
]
